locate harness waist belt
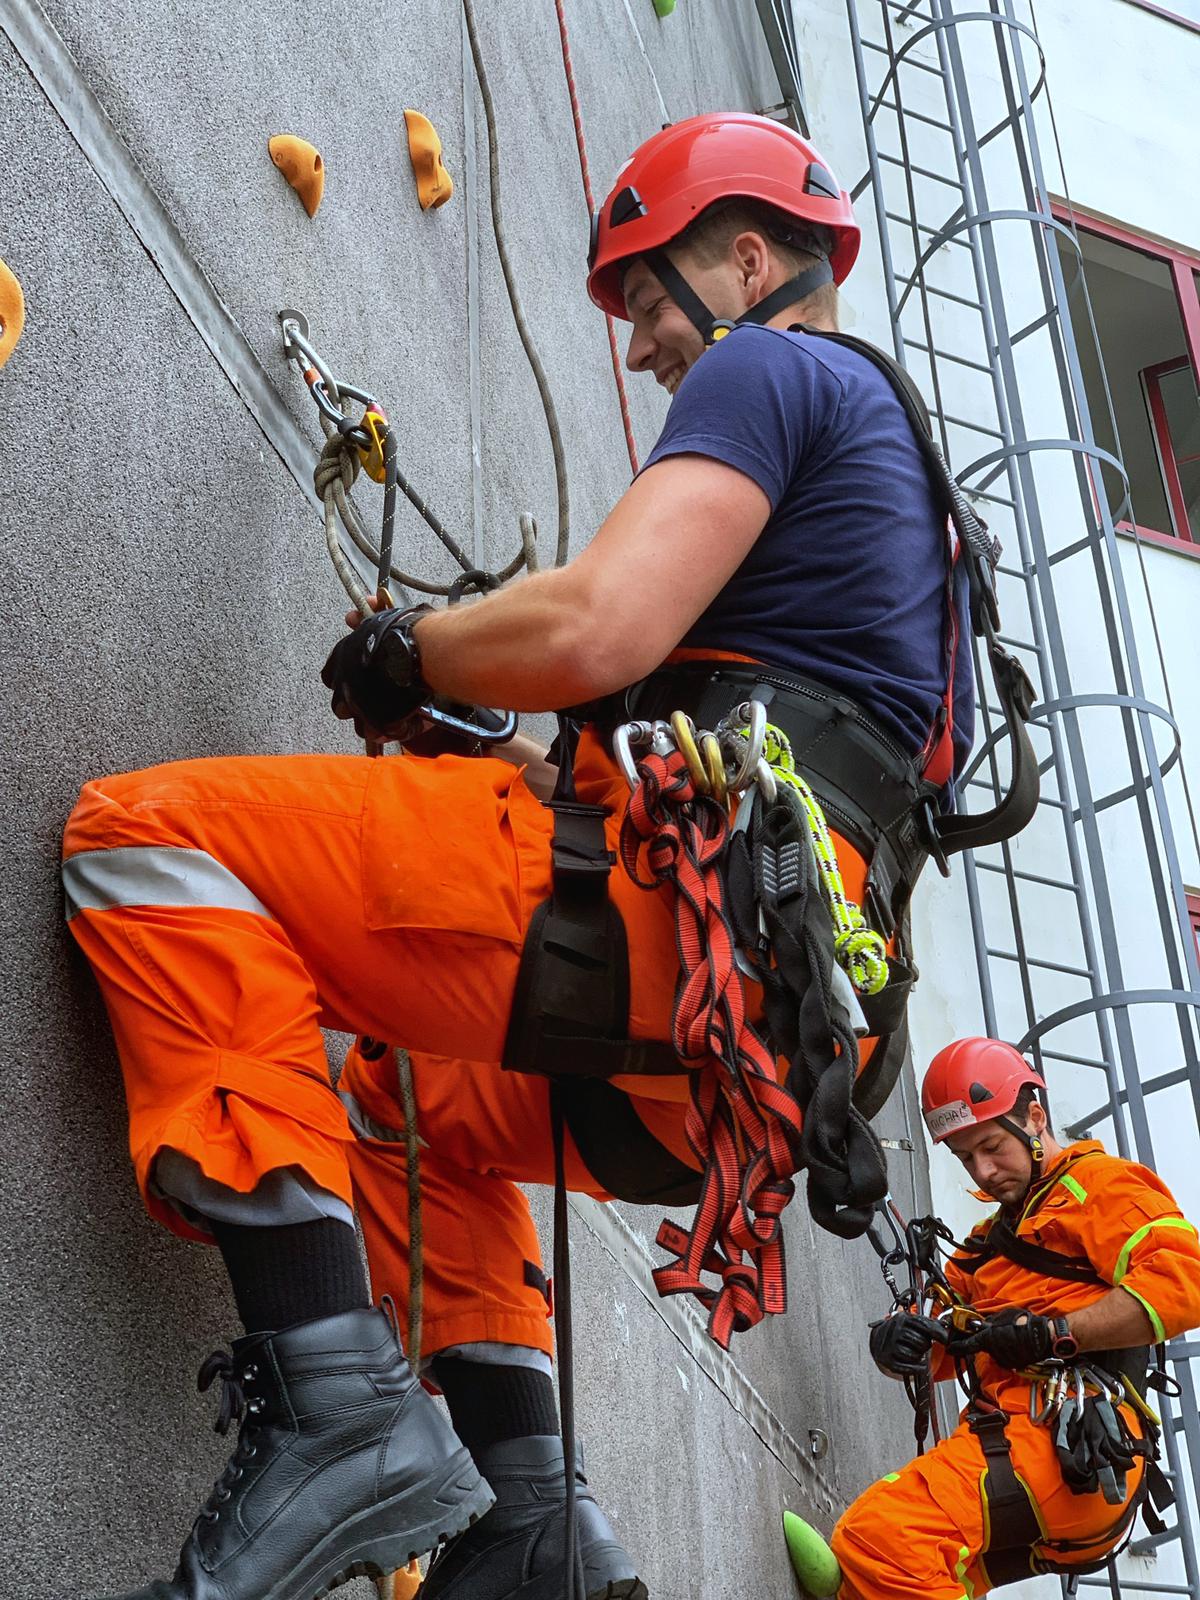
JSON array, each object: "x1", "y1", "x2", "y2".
[{"x1": 585, "y1": 662, "x2": 939, "y2": 937}]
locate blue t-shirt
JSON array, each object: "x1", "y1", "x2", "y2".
[{"x1": 642, "y1": 325, "x2": 974, "y2": 773}]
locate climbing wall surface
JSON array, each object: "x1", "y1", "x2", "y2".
[{"x1": 0, "y1": 1, "x2": 929, "y2": 1594}]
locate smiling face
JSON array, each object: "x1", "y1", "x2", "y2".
[{"x1": 621, "y1": 256, "x2": 714, "y2": 395}]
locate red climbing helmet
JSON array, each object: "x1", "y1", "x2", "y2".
[
  {"x1": 587, "y1": 112, "x2": 861, "y2": 320},
  {"x1": 921, "y1": 1037, "x2": 1046, "y2": 1144}
]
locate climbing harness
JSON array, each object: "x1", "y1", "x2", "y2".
[
  {"x1": 506, "y1": 700, "x2": 890, "y2": 1347},
  {"x1": 865, "y1": 1187, "x2": 1178, "y2": 1586}
]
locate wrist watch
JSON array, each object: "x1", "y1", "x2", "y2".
[
  {"x1": 371, "y1": 605, "x2": 434, "y2": 695},
  {"x1": 1050, "y1": 1315, "x2": 1079, "y2": 1361}
]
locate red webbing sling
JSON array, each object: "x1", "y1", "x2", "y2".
[{"x1": 619, "y1": 744, "x2": 803, "y2": 1349}]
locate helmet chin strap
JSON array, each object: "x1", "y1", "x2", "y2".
[
  {"x1": 997, "y1": 1114, "x2": 1045, "y2": 1189},
  {"x1": 641, "y1": 249, "x2": 835, "y2": 347}
]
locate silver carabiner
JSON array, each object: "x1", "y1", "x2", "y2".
[
  {"x1": 422, "y1": 703, "x2": 518, "y2": 745},
  {"x1": 613, "y1": 720, "x2": 656, "y2": 789},
  {"x1": 724, "y1": 700, "x2": 767, "y2": 794},
  {"x1": 754, "y1": 755, "x2": 777, "y2": 804}
]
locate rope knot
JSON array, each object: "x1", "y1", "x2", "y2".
[{"x1": 313, "y1": 433, "x2": 360, "y2": 501}]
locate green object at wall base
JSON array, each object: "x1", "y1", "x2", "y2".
[
  {"x1": 652, "y1": 0, "x2": 676, "y2": 16},
  {"x1": 783, "y1": 1510, "x2": 842, "y2": 1597}
]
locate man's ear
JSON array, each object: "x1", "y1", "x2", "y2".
[
  {"x1": 731, "y1": 230, "x2": 772, "y2": 298},
  {"x1": 1027, "y1": 1100, "x2": 1047, "y2": 1136}
]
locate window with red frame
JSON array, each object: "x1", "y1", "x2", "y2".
[
  {"x1": 1053, "y1": 207, "x2": 1200, "y2": 553},
  {"x1": 1190, "y1": 891, "x2": 1200, "y2": 961}
]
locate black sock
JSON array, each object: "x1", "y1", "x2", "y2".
[
  {"x1": 211, "y1": 1216, "x2": 370, "y2": 1335},
  {"x1": 435, "y1": 1357, "x2": 559, "y2": 1456}
]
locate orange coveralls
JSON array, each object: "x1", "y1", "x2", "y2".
[
  {"x1": 832, "y1": 1141, "x2": 1200, "y2": 1600},
  {"x1": 63, "y1": 723, "x2": 882, "y2": 1360}
]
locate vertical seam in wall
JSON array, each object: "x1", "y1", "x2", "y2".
[
  {"x1": 569, "y1": 1193, "x2": 839, "y2": 1513},
  {"x1": 460, "y1": 7, "x2": 485, "y2": 567},
  {"x1": 0, "y1": 0, "x2": 320, "y2": 510}
]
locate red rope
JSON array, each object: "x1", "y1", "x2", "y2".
[
  {"x1": 553, "y1": 0, "x2": 641, "y2": 477},
  {"x1": 620, "y1": 749, "x2": 804, "y2": 1349}
]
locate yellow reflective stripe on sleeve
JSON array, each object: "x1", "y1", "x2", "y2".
[
  {"x1": 954, "y1": 1545, "x2": 975, "y2": 1600},
  {"x1": 1121, "y1": 1284, "x2": 1167, "y2": 1343},
  {"x1": 1113, "y1": 1217, "x2": 1198, "y2": 1285},
  {"x1": 1059, "y1": 1172, "x2": 1088, "y2": 1203},
  {"x1": 882, "y1": 1472, "x2": 901, "y2": 1483}
]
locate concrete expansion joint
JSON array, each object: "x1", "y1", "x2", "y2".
[{"x1": 570, "y1": 1194, "x2": 840, "y2": 1515}]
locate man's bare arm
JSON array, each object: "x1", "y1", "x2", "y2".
[
  {"x1": 1068, "y1": 1288, "x2": 1155, "y2": 1352},
  {"x1": 413, "y1": 454, "x2": 771, "y2": 711}
]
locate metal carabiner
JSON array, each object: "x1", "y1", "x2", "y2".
[
  {"x1": 701, "y1": 732, "x2": 728, "y2": 804},
  {"x1": 670, "y1": 711, "x2": 710, "y2": 795},
  {"x1": 724, "y1": 699, "x2": 767, "y2": 794},
  {"x1": 613, "y1": 720, "x2": 656, "y2": 789},
  {"x1": 422, "y1": 702, "x2": 518, "y2": 745},
  {"x1": 754, "y1": 756, "x2": 777, "y2": 804}
]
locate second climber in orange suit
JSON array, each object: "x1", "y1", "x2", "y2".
[
  {"x1": 786, "y1": 1037, "x2": 1200, "y2": 1600},
  {"x1": 62, "y1": 115, "x2": 976, "y2": 1600}
]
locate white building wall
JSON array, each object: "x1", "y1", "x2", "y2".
[{"x1": 790, "y1": 0, "x2": 1200, "y2": 1592}]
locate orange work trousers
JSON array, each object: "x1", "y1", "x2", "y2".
[
  {"x1": 832, "y1": 1396, "x2": 1145, "y2": 1599},
  {"x1": 63, "y1": 737, "x2": 881, "y2": 1352}
]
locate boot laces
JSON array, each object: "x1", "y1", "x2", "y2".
[{"x1": 195, "y1": 1350, "x2": 266, "y2": 1522}]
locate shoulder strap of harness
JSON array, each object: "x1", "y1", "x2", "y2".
[
  {"x1": 789, "y1": 325, "x2": 1040, "y2": 859},
  {"x1": 948, "y1": 1152, "x2": 1110, "y2": 1287}
]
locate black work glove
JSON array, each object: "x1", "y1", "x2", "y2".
[
  {"x1": 959, "y1": 1307, "x2": 1055, "y2": 1369},
  {"x1": 321, "y1": 605, "x2": 433, "y2": 741},
  {"x1": 869, "y1": 1311, "x2": 951, "y2": 1379}
]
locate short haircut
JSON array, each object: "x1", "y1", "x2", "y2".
[
  {"x1": 1012, "y1": 1083, "x2": 1054, "y2": 1137},
  {"x1": 671, "y1": 198, "x2": 839, "y2": 317}
]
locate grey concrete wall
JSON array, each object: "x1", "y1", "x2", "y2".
[{"x1": 0, "y1": 2, "x2": 930, "y2": 1595}]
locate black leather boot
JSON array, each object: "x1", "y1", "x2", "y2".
[
  {"x1": 98, "y1": 1306, "x2": 495, "y2": 1600},
  {"x1": 419, "y1": 1436, "x2": 646, "y2": 1600}
]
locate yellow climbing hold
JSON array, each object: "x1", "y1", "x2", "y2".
[
  {"x1": 0, "y1": 257, "x2": 26, "y2": 370},
  {"x1": 403, "y1": 110, "x2": 454, "y2": 210},
  {"x1": 269, "y1": 135, "x2": 325, "y2": 218}
]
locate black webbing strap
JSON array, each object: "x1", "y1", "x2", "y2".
[
  {"x1": 502, "y1": 798, "x2": 679, "y2": 1078},
  {"x1": 948, "y1": 1152, "x2": 1110, "y2": 1287},
  {"x1": 590, "y1": 659, "x2": 936, "y2": 939},
  {"x1": 790, "y1": 325, "x2": 1040, "y2": 859},
  {"x1": 730, "y1": 790, "x2": 887, "y2": 1239},
  {"x1": 970, "y1": 1404, "x2": 1043, "y2": 1587},
  {"x1": 641, "y1": 249, "x2": 834, "y2": 346},
  {"x1": 559, "y1": 1077, "x2": 702, "y2": 1205},
  {"x1": 951, "y1": 1218, "x2": 1108, "y2": 1287}
]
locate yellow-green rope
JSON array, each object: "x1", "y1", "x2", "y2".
[{"x1": 759, "y1": 723, "x2": 890, "y2": 996}]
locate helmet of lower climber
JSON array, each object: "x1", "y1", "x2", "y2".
[
  {"x1": 586, "y1": 112, "x2": 861, "y2": 346},
  {"x1": 922, "y1": 1037, "x2": 1049, "y2": 1176}
]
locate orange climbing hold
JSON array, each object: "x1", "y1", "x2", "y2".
[
  {"x1": 403, "y1": 110, "x2": 454, "y2": 210},
  {"x1": 0, "y1": 257, "x2": 25, "y2": 370},
  {"x1": 389, "y1": 1559, "x2": 421, "y2": 1598},
  {"x1": 269, "y1": 135, "x2": 325, "y2": 218}
]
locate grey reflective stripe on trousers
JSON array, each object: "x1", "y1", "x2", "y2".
[{"x1": 62, "y1": 845, "x2": 272, "y2": 922}]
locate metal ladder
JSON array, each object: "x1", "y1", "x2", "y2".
[{"x1": 844, "y1": 0, "x2": 1200, "y2": 1591}]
